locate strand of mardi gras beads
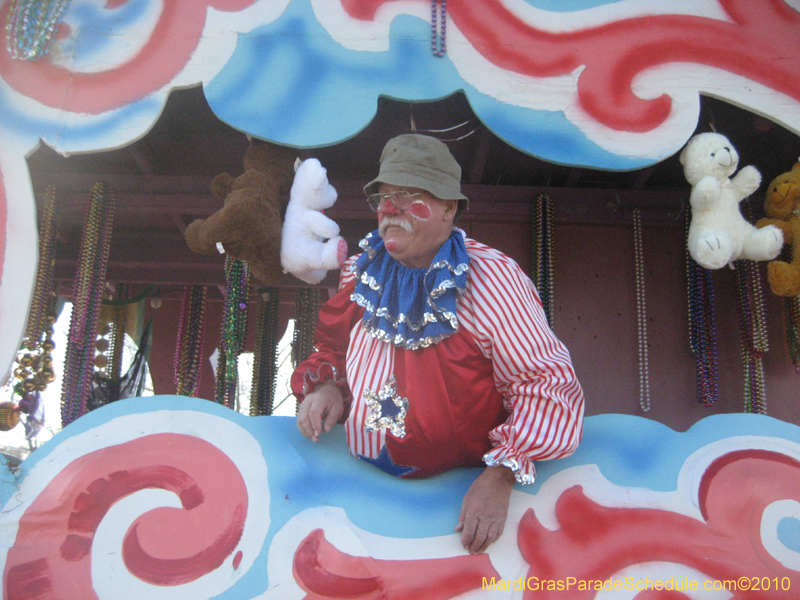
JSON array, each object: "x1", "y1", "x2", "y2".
[
  {"x1": 176, "y1": 285, "x2": 208, "y2": 397},
  {"x1": 24, "y1": 184, "x2": 60, "y2": 350},
  {"x1": 292, "y1": 288, "x2": 320, "y2": 369},
  {"x1": 544, "y1": 196, "x2": 555, "y2": 327},
  {"x1": 532, "y1": 194, "x2": 555, "y2": 328},
  {"x1": 174, "y1": 286, "x2": 207, "y2": 397},
  {"x1": 217, "y1": 257, "x2": 249, "y2": 409},
  {"x1": 685, "y1": 209, "x2": 719, "y2": 407},
  {"x1": 250, "y1": 288, "x2": 279, "y2": 416},
  {"x1": 6, "y1": 0, "x2": 71, "y2": 60},
  {"x1": 734, "y1": 258, "x2": 769, "y2": 414},
  {"x1": 291, "y1": 288, "x2": 321, "y2": 415},
  {"x1": 735, "y1": 199, "x2": 769, "y2": 414},
  {"x1": 633, "y1": 208, "x2": 651, "y2": 412},
  {"x1": 785, "y1": 295, "x2": 800, "y2": 372},
  {"x1": 15, "y1": 184, "x2": 60, "y2": 410},
  {"x1": 62, "y1": 182, "x2": 115, "y2": 423},
  {"x1": 214, "y1": 333, "x2": 229, "y2": 407},
  {"x1": 105, "y1": 282, "x2": 129, "y2": 382},
  {"x1": 61, "y1": 182, "x2": 115, "y2": 425},
  {"x1": 431, "y1": 0, "x2": 446, "y2": 56},
  {"x1": 777, "y1": 239, "x2": 800, "y2": 371}
]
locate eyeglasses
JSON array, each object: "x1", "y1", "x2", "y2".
[{"x1": 366, "y1": 190, "x2": 425, "y2": 212}]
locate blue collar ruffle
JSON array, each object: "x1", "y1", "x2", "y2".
[{"x1": 350, "y1": 230, "x2": 469, "y2": 349}]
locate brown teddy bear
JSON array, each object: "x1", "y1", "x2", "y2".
[
  {"x1": 756, "y1": 161, "x2": 800, "y2": 296},
  {"x1": 185, "y1": 139, "x2": 297, "y2": 285}
]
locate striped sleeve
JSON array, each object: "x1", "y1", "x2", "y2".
[
  {"x1": 459, "y1": 241, "x2": 585, "y2": 484},
  {"x1": 289, "y1": 257, "x2": 361, "y2": 405},
  {"x1": 338, "y1": 254, "x2": 358, "y2": 289}
]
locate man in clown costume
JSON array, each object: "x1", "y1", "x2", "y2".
[{"x1": 292, "y1": 134, "x2": 585, "y2": 554}]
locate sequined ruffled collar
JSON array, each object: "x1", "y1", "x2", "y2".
[{"x1": 350, "y1": 229, "x2": 469, "y2": 349}]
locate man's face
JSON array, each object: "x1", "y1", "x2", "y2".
[{"x1": 376, "y1": 184, "x2": 457, "y2": 268}]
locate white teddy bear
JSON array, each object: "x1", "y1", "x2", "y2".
[
  {"x1": 280, "y1": 158, "x2": 347, "y2": 284},
  {"x1": 679, "y1": 132, "x2": 783, "y2": 270}
]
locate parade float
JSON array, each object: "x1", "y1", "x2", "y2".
[{"x1": 0, "y1": 1, "x2": 799, "y2": 598}]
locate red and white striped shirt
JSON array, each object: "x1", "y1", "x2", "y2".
[{"x1": 291, "y1": 237, "x2": 585, "y2": 483}]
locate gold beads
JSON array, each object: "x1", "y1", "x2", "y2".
[{"x1": 0, "y1": 403, "x2": 21, "y2": 431}]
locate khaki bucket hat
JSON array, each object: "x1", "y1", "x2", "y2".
[{"x1": 364, "y1": 134, "x2": 468, "y2": 205}]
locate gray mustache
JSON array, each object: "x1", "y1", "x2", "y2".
[{"x1": 380, "y1": 216, "x2": 414, "y2": 236}]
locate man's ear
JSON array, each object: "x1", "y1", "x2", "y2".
[{"x1": 442, "y1": 199, "x2": 458, "y2": 220}]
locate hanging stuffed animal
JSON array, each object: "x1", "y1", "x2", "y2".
[
  {"x1": 184, "y1": 139, "x2": 296, "y2": 286},
  {"x1": 756, "y1": 161, "x2": 800, "y2": 296},
  {"x1": 280, "y1": 158, "x2": 347, "y2": 284},
  {"x1": 679, "y1": 132, "x2": 783, "y2": 270}
]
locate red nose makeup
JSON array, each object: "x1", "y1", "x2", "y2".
[{"x1": 378, "y1": 200, "x2": 401, "y2": 215}]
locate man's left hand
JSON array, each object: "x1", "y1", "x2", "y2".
[{"x1": 455, "y1": 465, "x2": 516, "y2": 554}]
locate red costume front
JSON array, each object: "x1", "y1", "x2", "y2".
[{"x1": 291, "y1": 236, "x2": 584, "y2": 483}]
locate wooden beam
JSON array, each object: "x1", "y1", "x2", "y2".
[
  {"x1": 31, "y1": 173, "x2": 215, "y2": 194},
  {"x1": 32, "y1": 173, "x2": 688, "y2": 225},
  {"x1": 329, "y1": 181, "x2": 688, "y2": 225}
]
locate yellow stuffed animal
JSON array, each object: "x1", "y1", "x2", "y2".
[{"x1": 756, "y1": 161, "x2": 800, "y2": 296}]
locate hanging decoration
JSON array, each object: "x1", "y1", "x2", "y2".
[
  {"x1": 773, "y1": 222, "x2": 800, "y2": 371},
  {"x1": 733, "y1": 257, "x2": 769, "y2": 414},
  {"x1": 431, "y1": 0, "x2": 446, "y2": 57},
  {"x1": 108, "y1": 283, "x2": 129, "y2": 380},
  {"x1": 174, "y1": 285, "x2": 208, "y2": 398},
  {"x1": 734, "y1": 199, "x2": 770, "y2": 415},
  {"x1": 5, "y1": 0, "x2": 71, "y2": 60},
  {"x1": 292, "y1": 288, "x2": 321, "y2": 370},
  {"x1": 632, "y1": 209, "x2": 651, "y2": 412},
  {"x1": 685, "y1": 211, "x2": 719, "y2": 407},
  {"x1": 92, "y1": 283, "x2": 128, "y2": 384},
  {"x1": 250, "y1": 288, "x2": 280, "y2": 416},
  {"x1": 85, "y1": 282, "x2": 139, "y2": 410},
  {"x1": 23, "y1": 184, "x2": 60, "y2": 356},
  {"x1": 531, "y1": 194, "x2": 555, "y2": 328},
  {"x1": 785, "y1": 296, "x2": 800, "y2": 372},
  {"x1": 88, "y1": 284, "x2": 155, "y2": 409},
  {"x1": 216, "y1": 257, "x2": 250, "y2": 409},
  {"x1": 61, "y1": 182, "x2": 115, "y2": 426},
  {"x1": 92, "y1": 320, "x2": 110, "y2": 375},
  {"x1": 290, "y1": 287, "x2": 320, "y2": 414},
  {"x1": 0, "y1": 402, "x2": 22, "y2": 431},
  {"x1": 12, "y1": 184, "x2": 60, "y2": 438},
  {"x1": 87, "y1": 316, "x2": 152, "y2": 410}
]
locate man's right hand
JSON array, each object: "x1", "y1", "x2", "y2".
[{"x1": 297, "y1": 380, "x2": 345, "y2": 442}]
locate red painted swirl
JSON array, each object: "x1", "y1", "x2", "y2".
[
  {"x1": 343, "y1": 0, "x2": 800, "y2": 133},
  {"x1": 4, "y1": 432, "x2": 248, "y2": 599},
  {"x1": 517, "y1": 449, "x2": 800, "y2": 599},
  {"x1": 0, "y1": 0, "x2": 259, "y2": 115},
  {"x1": 292, "y1": 528, "x2": 500, "y2": 600}
]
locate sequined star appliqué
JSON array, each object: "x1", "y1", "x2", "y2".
[{"x1": 363, "y1": 376, "x2": 408, "y2": 438}]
